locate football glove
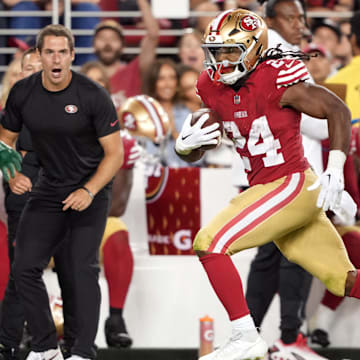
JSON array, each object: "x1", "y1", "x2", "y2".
[
  {"x1": 126, "y1": 142, "x2": 142, "y2": 167},
  {"x1": 175, "y1": 113, "x2": 221, "y2": 155},
  {"x1": 0, "y1": 141, "x2": 22, "y2": 182},
  {"x1": 332, "y1": 190, "x2": 357, "y2": 226},
  {"x1": 308, "y1": 150, "x2": 346, "y2": 212}
]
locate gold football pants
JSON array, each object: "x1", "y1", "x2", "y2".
[{"x1": 193, "y1": 169, "x2": 354, "y2": 296}]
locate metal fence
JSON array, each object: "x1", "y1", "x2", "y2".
[{"x1": 0, "y1": 0, "x2": 354, "y2": 73}]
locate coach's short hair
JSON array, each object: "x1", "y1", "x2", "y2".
[{"x1": 36, "y1": 24, "x2": 75, "y2": 52}]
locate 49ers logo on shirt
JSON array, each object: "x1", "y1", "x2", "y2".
[
  {"x1": 65, "y1": 105, "x2": 78, "y2": 114},
  {"x1": 239, "y1": 15, "x2": 259, "y2": 31}
]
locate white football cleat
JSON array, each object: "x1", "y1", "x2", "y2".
[
  {"x1": 268, "y1": 333, "x2": 329, "y2": 360},
  {"x1": 199, "y1": 333, "x2": 268, "y2": 360},
  {"x1": 26, "y1": 348, "x2": 64, "y2": 360}
]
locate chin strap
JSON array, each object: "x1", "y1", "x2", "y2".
[
  {"x1": 213, "y1": 70, "x2": 222, "y2": 84},
  {"x1": 214, "y1": 64, "x2": 246, "y2": 86}
]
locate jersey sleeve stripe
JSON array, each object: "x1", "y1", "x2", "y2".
[
  {"x1": 278, "y1": 62, "x2": 306, "y2": 76},
  {"x1": 208, "y1": 172, "x2": 305, "y2": 254},
  {"x1": 276, "y1": 74, "x2": 309, "y2": 88},
  {"x1": 277, "y1": 68, "x2": 309, "y2": 86}
]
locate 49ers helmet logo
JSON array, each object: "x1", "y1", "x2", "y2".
[
  {"x1": 239, "y1": 15, "x2": 259, "y2": 31},
  {"x1": 122, "y1": 112, "x2": 137, "y2": 130},
  {"x1": 65, "y1": 105, "x2": 78, "y2": 114}
]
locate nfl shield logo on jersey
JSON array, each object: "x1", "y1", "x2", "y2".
[
  {"x1": 234, "y1": 95, "x2": 241, "y2": 104},
  {"x1": 65, "y1": 105, "x2": 78, "y2": 114}
]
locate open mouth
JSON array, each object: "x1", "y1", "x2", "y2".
[
  {"x1": 52, "y1": 68, "x2": 62, "y2": 78},
  {"x1": 221, "y1": 66, "x2": 235, "y2": 74}
]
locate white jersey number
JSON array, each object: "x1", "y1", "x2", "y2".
[
  {"x1": 266, "y1": 59, "x2": 285, "y2": 68},
  {"x1": 224, "y1": 116, "x2": 284, "y2": 171}
]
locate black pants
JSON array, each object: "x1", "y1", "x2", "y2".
[
  {"x1": 6, "y1": 211, "x2": 21, "y2": 266},
  {"x1": 246, "y1": 242, "x2": 312, "y2": 334},
  {"x1": 11, "y1": 184, "x2": 110, "y2": 359},
  {"x1": 4, "y1": 159, "x2": 41, "y2": 264},
  {"x1": 1, "y1": 164, "x2": 78, "y2": 351},
  {"x1": 1, "y1": 167, "x2": 38, "y2": 348},
  {"x1": 0, "y1": 236, "x2": 77, "y2": 350}
]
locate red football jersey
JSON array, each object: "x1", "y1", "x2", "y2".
[
  {"x1": 120, "y1": 130, "x2": 139, "y2": 170},
  {"x1": 110, "y1": 57, "x2": 141, "y2": 98},
  {"x1": 197, "y1": 59, "x2": 310, "y2": 186},
  {"x1": 351, "y1": 126, "x2": 360, "y2": 158}
]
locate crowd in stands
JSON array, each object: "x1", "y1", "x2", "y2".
[
  {"x1": 0, "y1": 0, "x2": 358, "y2": 167},
  {"x1": 0, "y1": 2, "x2": 358, "y2": 84},
  {"x1": 0, "y1": 0, "x2": 360, "y2": 356}
]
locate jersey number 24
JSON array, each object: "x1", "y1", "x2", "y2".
[{"x1": 224, "y1": 116, "x2": 285, "y2": 171}]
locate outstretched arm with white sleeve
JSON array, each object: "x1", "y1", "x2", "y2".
[{"x1": 280, "y1": 82, "x2": 351, "y2": 212}]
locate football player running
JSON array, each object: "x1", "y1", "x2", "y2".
[
  {"x1": 175, "y1": 8, "x2": 360, "y2": 360},
  {"x1": 245, "y1": 0, "x2": 330, "y2": 359}
]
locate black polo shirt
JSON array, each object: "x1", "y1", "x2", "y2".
[{"x1": 2, "y1": 71, "x2": 120, "y2": 187}]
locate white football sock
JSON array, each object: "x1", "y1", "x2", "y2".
[{"x1": 231, "y1": 314, "x2": 258, "y2": 341}]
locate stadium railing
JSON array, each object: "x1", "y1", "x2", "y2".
[{"x1": 0, "y1": 0, "x2": 354, "y2": 74}]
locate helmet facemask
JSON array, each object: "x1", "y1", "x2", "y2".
[
  {"x1": 202, "y1": 9, "x2": 268, "y2": 85},
  {"x1": 203, "y1": 43, "x2": 251, "y2": 85}
]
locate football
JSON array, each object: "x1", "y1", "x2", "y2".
[{"x1": 190, "y1": 108, "x2": 223, "y2": 150}]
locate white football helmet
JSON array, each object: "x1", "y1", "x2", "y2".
[{"x1": 203, "y1": 9, "x2": 268, "y2": 85}]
